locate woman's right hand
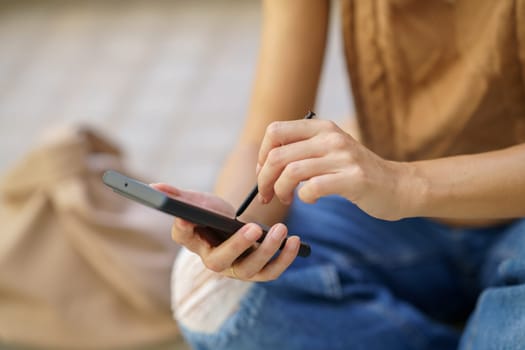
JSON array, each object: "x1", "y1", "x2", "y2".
[{"x1": 150, "y1": 183, "x2": 300, "y2": 281}]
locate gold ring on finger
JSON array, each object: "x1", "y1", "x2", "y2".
[{"x1": 230, "y1": 265, "x2": 240, "y2": 279}]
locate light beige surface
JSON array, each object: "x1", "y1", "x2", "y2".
[
  {"x1": 0, "y1": 1, "x2": 351, "y2": 349},
  {"x1": 0, "y1": 0, "x2": 352, "y2": 191}
]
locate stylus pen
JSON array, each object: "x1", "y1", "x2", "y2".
[{"x1": 234, "y1": 110, "x2": 316, "y2": 218}]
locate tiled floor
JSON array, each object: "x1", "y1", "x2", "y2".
[{"x1": 0, "y1": 0, "x2": 353, "y2": 191}]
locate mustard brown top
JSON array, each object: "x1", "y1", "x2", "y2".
[{"x1": 341, "y1": 0, "x2": 525, "y2": 161}]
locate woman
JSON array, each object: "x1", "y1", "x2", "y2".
[{"x1": 153, "y1": 1, "x2": 525, "y2": 349}]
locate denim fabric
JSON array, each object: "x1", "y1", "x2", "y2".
[
  {"x1": 180, "y1": 195, "x2": 525, "y2": 350},
  {"x1": 459, "y1": 220, "x2": 525, "y2": 350}
]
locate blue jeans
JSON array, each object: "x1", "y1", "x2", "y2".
[{"x1": 180, "y1": 195, "x2": 525, "y2": 350}]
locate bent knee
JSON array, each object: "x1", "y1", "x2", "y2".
[{"x1": 171, "y1": 249, "x2": 253, "y2": 333}]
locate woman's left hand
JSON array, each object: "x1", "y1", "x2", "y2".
[{"x1": 256, "y1": 119, "x2": 420, "y2": 221}]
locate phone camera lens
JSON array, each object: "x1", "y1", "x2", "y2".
[{"x1": 124, "y1": 182, "x2": 128, "y2": 187}]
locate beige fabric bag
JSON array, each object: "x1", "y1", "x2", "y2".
[{"x1": 0, "y1": 127, "x2": 181, "y2": 349}]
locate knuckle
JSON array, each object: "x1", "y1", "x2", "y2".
[
  {"x1": 274, "y1": 179, "x2": 294, "y2": 204},
  {"x1": 339, "y1": 150, "x2": 355, "y2": 164},
  {"x1": 321, "y1": 120, "x2": 341, "y2": 133},
  {"x1": 202, "y1": 256, "x2": 225, "y2": 273},
  {"x1": 307, "y1": 177, "x2": 324, "y2": 198},
  {"x1": 230, "y1": 235, "x2": 253, "y2": 251},
  {"x1": 267, "y1": 121, "x2": 283, "y2": 140},
  {"x1": 260, "y1": 241, "x2": 280, "y2": 256},
  {"x1": 274, "y1": 185, "x2": 292, "y2": 203},
  {"x1": 327, "y1": 133, "x2": 347, "y2": 150},
  {"x1": 320, "y1": 119, "x2": 339, "y2": 132},
  {"x1": 283, "y1": 161, "x2": 302, "y2": 179},
  {"x1": 273, "y1": 185, "x2": 286, "y2": 200},
  {"x1": 267, "y1": 148, "x2": 284, "y2": 167}
]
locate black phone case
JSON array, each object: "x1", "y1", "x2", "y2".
[{"x1": 102, "y1": 170, "x2": 310, "y2": 257}]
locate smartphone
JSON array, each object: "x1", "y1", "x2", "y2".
[{"x1": 102, "y1": 170, "x2": 311, "y2": 257}]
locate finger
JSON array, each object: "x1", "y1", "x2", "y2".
[
  {"x1": 258, "y1": 119, "x2": 324, "y2": 171},
  {"x1": 174, "y1": 217, "x2": 196, "y2": 232},
  {"x1": 202, "y1": 223, "x2": 263, "y2": 273},
  {"x1": 255, "y1": 235, "x2": 300, "y2": 281},
  {"x1": 298, "y1": 172, "x2": 348, "y2": 203},
  {"x1": 273, "y1": 157, "x2": 336, "y2": 204},
  {"x1": 150, "y1": 183, "x2": 181, "y2": 196},
  {"x1": 170, "y1": 220, "x2": 209, "y2": 255},
  {"x1": 150, "y1": 183, "x2": 210, "y2": 206},
  {"x1": 151, "y1": 183, "x2": 206, "y2": 207},
  {"x1": 152, "y1": 183, "x2": 234, "y2": 216},
  {"x1": 232, "y1": 223, "x2": 288, "y2": 279},
  {"x1": 154, "y1": 187, "x2": 212, "y2": 252},
  {"x1": 257, "y1": 138, "x2": 323, "y2": 203}
]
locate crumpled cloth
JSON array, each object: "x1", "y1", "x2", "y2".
[{"x1": 0, "y1": 127, "x2": 181, "y2": 349}]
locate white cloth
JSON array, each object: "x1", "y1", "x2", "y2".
[{"x1": 172, "y1": 248, "x2": 252, "y2": 333}]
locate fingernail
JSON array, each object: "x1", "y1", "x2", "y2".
[
  {"x1": 257, "y1": 193, "x2": 266, "y2": 204},
  {"x1": 256, "y1": 163, "x2": 261, "y2": 175},
  {"x1": 243, "y1": 225, "x2": 260, "y2": 241},
  {"x1": 269, "y1": 224, "x2": 286, "y2": 241},
  {"x1": 288, "y1": 236, "x2": 300, "y2": 250}
]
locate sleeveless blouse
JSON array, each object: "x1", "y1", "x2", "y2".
[{"x1": 340, "y1": 0, "x2": 525, "y2": 161}]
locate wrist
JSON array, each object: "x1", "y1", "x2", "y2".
[{"x1": 394, "y1": 161, "x2": 430, "y2": 219}]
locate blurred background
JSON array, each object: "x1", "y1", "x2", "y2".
[
  {"x1": 0, "y1": 0, "x2": 352, "y2": 190},
  {"x1": 0, "y1": 0, "x2": 352, "y2": 349}
]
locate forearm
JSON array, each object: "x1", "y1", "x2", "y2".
[
  {"x1": 405, "y1": 143, "x2": 525, "y2": 220},
  {"x1": 214, "y1": 0, "x2": 329, "y2": 224},
  {"x1": 240, "y1": 0, "x2": 329, "y2": 144}
]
